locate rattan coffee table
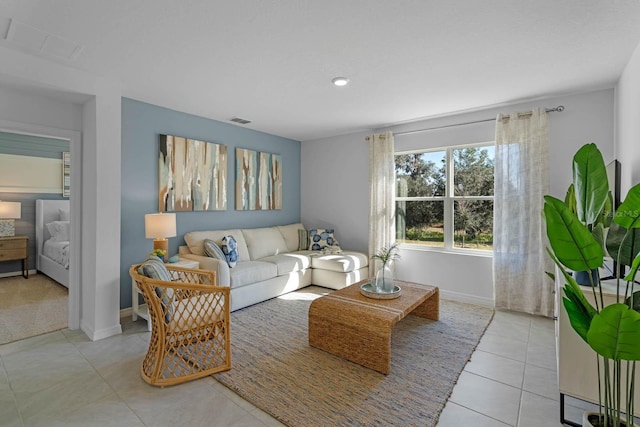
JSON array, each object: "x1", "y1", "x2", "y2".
[{"x1": 308, "y1": 280, "x2": 439, "y2": 374}]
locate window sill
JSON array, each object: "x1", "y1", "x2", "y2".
[{"x1": 398, "y1": 243, "x2": 493, "y2": 258}]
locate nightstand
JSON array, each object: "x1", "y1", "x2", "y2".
[
  {"x1": 0, "y1": 235, "x2": 28, "y2": 278},
  {"x1": 132, "y1": 258, "x2": 200, "y2": 331}
]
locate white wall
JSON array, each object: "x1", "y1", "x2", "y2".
[
  {"x1": 302, "y1": 89, "x2": 615, "y2": 305},
  {"x1": 616, "y1": 41, "x2": 640, "y2": 196},
  {"x1": 0, "y1": 46, "x2": 122, "y2": 340}
]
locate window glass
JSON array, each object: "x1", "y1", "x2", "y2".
[
  {"x1": 395, "y1": 200, "x2": 444, "y2": 247},
  {"x1": 395, "y1": 143, "x2": 494, "y2": 252},
  {"x1": 454, "y1": 200, "x2": 494, "y2": 250}
]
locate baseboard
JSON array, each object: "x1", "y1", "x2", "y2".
[
  {"x1": 439, "y1": 289, "x2": 494, "y2": 307},
  {"x1": 120, "y1": 307, "x2": 133, "y2": 318},
  {"x1": 80, "y1": 321, "x2": 122, "y2": 341},
  {"x1": 0, "y1": 269, "x2": 37, "y2": 278}
]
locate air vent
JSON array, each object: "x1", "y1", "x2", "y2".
[
  {"x1": 4, "y1": 18, "x2": 83, "y2": 61},
  {"x1": 230, "y1": 117, "x2": 251, "y2": 125}
]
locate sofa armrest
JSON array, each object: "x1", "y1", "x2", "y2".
[{"x1": 181, "y1": 254, "x2": 231, "y2": 286}]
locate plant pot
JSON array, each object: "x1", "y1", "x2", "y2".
[
  {"x1": 574, "y1": 269, "x2": 599, "y2": 286},
  {"x1": 582, "y1": 410, "x2": 639, "y2": 427}
]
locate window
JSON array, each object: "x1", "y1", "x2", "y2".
[{"x1": 395, "y1": 143, "x2": 495, "y2": 251}]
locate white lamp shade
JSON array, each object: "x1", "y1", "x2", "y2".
[
  {"x1": 0, "y1": 202, "x2": 21, "y2": 219},
  {"x1": 145, "y1": 213, "x2": 177, "y2": 239}
]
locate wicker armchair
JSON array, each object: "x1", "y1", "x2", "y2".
[{"x1": 130, "y1": 263, "x2": 231, "y2": 386}]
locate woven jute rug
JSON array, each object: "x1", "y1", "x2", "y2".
[
  {"x1": 214, "y1": 286, "x2": 494, "y2": 427},
  {"x1": 0, "y1": 274, "x2": 68, "y2": 345}
]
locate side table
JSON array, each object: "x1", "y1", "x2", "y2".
[
  {"x1": 132, "y1": 258, "x2": 200, "y2": 331},
  {"x1": 0, "y1": 235, "x2": 29, "y2": 278}
]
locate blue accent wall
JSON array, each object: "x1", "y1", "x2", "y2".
[{"x1": 120, "y1": 98, "x2": 301, "y2": 308}]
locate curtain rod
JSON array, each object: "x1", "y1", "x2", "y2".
[{"x1": 366, "y1": 105, "x2": 564, "y2": 140}]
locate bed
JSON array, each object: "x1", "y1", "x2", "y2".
[{"x1": 35, "y1": 199, "x2": 70, "y2": 288}]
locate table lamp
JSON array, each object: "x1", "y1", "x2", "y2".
[
  {"x1": 0, "y1": 201, "x2": 21, "y2": 237},
  {"x1": 144, "y1": 213, "x2": 176, "y2": 262}
]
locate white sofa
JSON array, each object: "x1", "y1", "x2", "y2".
[{"x1": 178, "y1": 223, "x2": 369, "y2": 311}]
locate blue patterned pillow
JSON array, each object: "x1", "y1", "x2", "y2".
[
  {"x1": 137, "y1": 256, "x2": 173, "y2": 322},
  {"x1": 203, "y1": 238, "x2": 227, "y2": 262},
  {"x1": 308, "y1": 229, "x2": 336, "y2": 251},
  {"x1": 221, "y1": 235, "x2": 238, "y2": 268}
]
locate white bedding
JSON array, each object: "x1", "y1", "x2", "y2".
[{"x1": 43, "y1": 239, "x2": 70, "y2": 269}]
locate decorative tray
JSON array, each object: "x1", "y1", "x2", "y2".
[{"x1": 360, "y1": 282, "x2": 402, "y2": 300}]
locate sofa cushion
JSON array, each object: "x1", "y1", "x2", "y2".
[
  {"x1": 184, "y1": 229, "x2": 250, "y2": 261},
  {"x1": 276, "y1": 223, "x2": 305, "y2": 252},
  {"x1": 310, "y1": 251, "x2": 369, "y2": 273},
  {"x1": 229, "y1": 261, "x2": 278, "y2": 288},
  {"x1": 308, "y1": 228, "x2": 336, "y2": 250},
  {"x1": 221, "y1": 235, "x2": 239, "y2": 267},
  {"x1": 260, "y1": 253, "x2": 311, "y2": 275},
  {"x1": 242, "y1": 227, "x2": 289, "y2": 260}
]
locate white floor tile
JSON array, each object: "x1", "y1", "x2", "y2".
[
  {"x1": 518, "y1": 391, "x2": 564, "y2": 427},
  {"x1": 522, "y1": 363, "x2": 558, "y2": 398},
  {"x1": 438, "y1": 401, "x2": 512, "y2": 426},
  {"x1": 463, "y1": 349, "x2": 526, "y2": 388},
  {"x1": 448, "y1": 371, "x2": 522, "y2": 426},
  {"x1": 477, "y1": 331, "x2": 529, "y2": 362}
]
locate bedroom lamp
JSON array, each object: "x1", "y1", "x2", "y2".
[
  {"x1": 145, "y1": 213, "x2": 176, "y2": 262},
  {"x1": 0, "y1": 201, "x2": 21, "y2": 237}
]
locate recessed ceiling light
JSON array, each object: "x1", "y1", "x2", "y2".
[{"x1": 331, "y1": 77, "x2": 349, "y2": 87}]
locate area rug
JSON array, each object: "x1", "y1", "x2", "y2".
[
  {"x1": 214, "y1": 286, "x2": 494, "y2": 427},
  {"x1": 0, "y1": 274, "x2": 68, "y2": 345}
]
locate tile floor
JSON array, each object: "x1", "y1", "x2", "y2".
[{"x1": 0, "y1": 304, "x2": 591, "y2": 426}]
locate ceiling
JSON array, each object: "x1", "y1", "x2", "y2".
[{"x1": 1, "y1": 1, "x2": 640, "y2": 142}]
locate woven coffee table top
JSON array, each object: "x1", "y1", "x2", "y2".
[{"x1": 316, "y1": 279, "x2": 439, "y2": 324}]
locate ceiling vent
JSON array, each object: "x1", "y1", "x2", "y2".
[
  {"x1": 3, "y1": 18, "x2": 83, "y2": 61},
  {"x1": 230, "y1": 117, "x2": 251, "y2": 125}
]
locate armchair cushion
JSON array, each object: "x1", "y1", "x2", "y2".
[{"x1": 137, "y1": 256, "x2": 174, "y2": 322}]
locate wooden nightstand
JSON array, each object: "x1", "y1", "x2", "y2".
[
  {"x1": 0, "y1": 235, "x2": 28, "y2": 278},
  {"x1": 132, "y1": 258, "x2": 200, "y2": 331}
]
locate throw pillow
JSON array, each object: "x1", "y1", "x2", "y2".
[
  {"x1": 308, "y1": 228, "x2": 336, "y2": 251},
  {"x1": 203, "y1": 238, "x2": 227, "y2": 262},
  {"x1": 297, "y1": 229, "x2": 310, "y2": 251},
  {"x1": 137, "y1": 255, "x2": 173, "y2": 322},
  {"x1": 221, "y1": 235, "x2": 238, "y2": 268}
]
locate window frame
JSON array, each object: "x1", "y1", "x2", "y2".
[{"x1": 395, "y1": 141, "x2": 495, "y2": 256}]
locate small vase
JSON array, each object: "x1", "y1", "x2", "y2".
[{"x1": 375, "y1": 264, "x2": 394, "y2": 293}]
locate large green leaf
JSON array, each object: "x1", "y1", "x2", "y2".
[
  {"x1": 587, "y1": 303, "x2": 640, "y2": 361},
  {"x1": 606, "y1": 223, "x2": 640, "y2": 267},
  {"x1": 572, "y1": 143, "x2": 609, "y2": 225},
  {"x1": 564, "y1": 183, "x2": 577, "y2": 214},
  {"x1": 615, "y1": 182, "x2": 640, "y2": 229},
  {"x1": 546, "y1": 247, "x2": 596, "y2": 343},
  {"x1": 623, "y1": 253, "x2": 640, "y2": 282},
  {"x1": 544, "y1": 195, "x2": 604, "y2": 271}
]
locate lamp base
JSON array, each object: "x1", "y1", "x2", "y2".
[
  {"x1": 0, "y1": 220, "x2": 15, "y2": 237},
  {"x1": 153, "y1": 238, "x2": 169, "y2": 262}
]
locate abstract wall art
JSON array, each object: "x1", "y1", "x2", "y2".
[
  {"x1": 235, "y1": 148, "x2": 282, "y2": 210},
  {"x1": 159, "y1": 134, "x2": 228, "y2": 212}
]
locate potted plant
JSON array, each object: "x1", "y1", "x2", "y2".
[
  {"x1": 149, "y1": 248, "x2": 167, "y2": 262},
  {"x1": 371, "y1": 243, "x2": 400, "y2": 293},
  {"x1": 544, "y1": 143, "x2": 640, "y2": 427}
]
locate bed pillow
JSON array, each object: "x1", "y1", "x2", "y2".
[
  {"x1": 203, "y1": 238, "x2": 227, "y2": 262},
  {"x1": 308, "y1": 228, "x2": 336, "y2": 251},
  {"x1": 46, "y1": 221, "x2": 71, "y2": 242},
  {"x1": 221, "y1": 235, "x2": 238, "y2": 268},
  {"x1": 58, "y1": 209, "x2": 70, "y2": 221}
]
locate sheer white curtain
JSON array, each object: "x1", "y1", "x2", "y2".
[
  {"x1": 368, "y1": 131, "x2": 395, "y2": 278},
  {"x1": 493, "y1": 109, "x2": 554, "y2": 317}
]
